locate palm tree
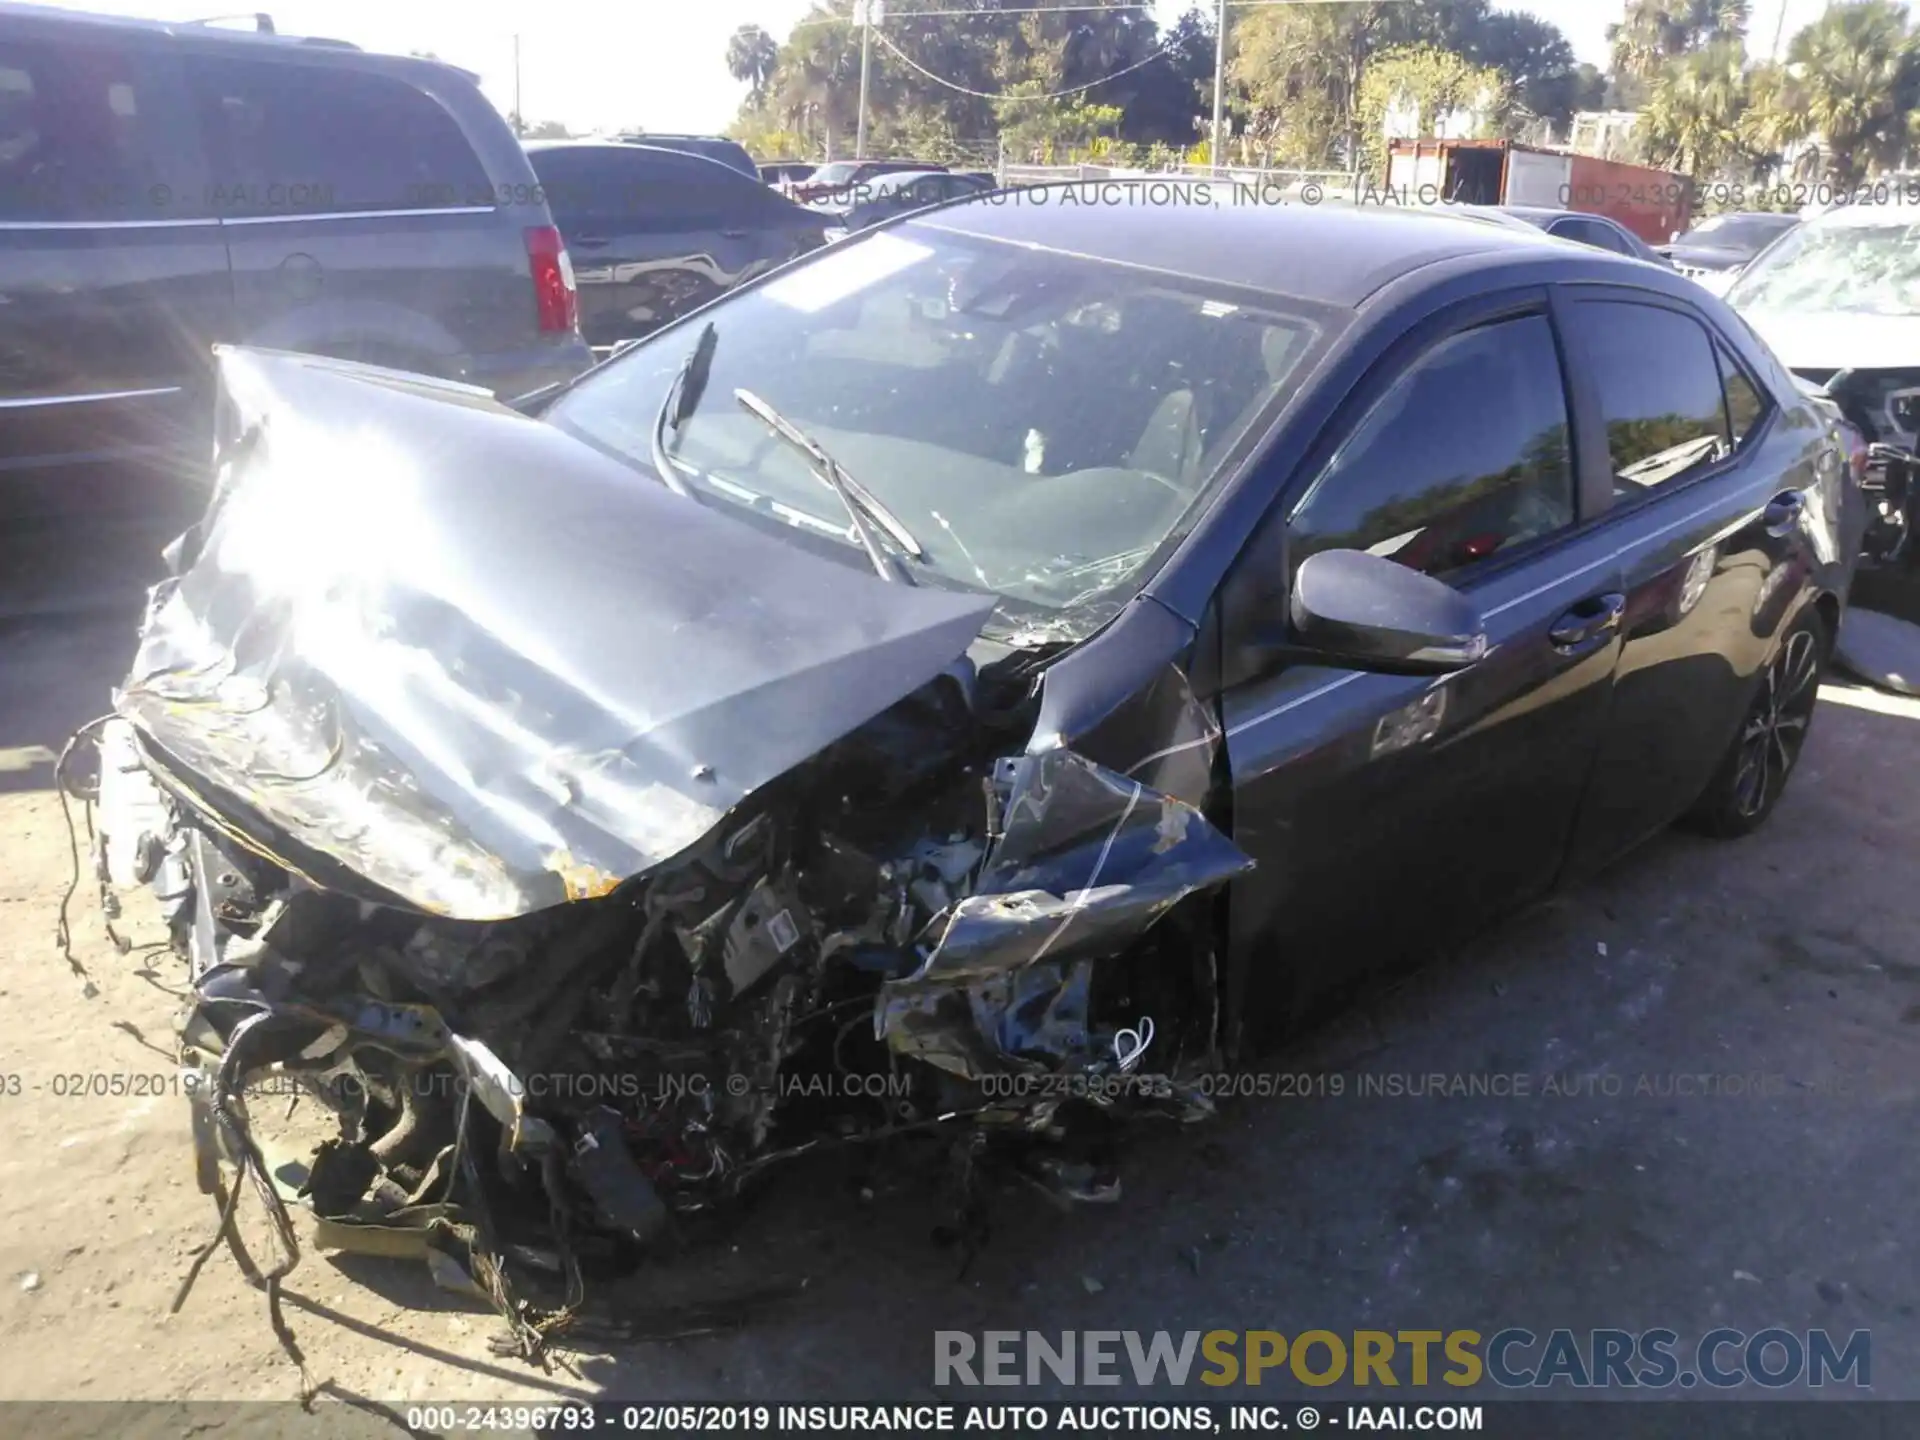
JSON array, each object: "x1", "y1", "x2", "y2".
[
  {"x1": 1779, "y1": 0, "x2": 1920, "y2": 186},
  {"x1": 1638, "y1": 39, "x2": 1747, "y2": 175},
  {"x1": 1737, "y1": 59, "x2": 1820, "y2": 179},
  {"x1": 1609, "y1": 0, "x2": 1752, "y2": 83},
  {"x1": 726, "y1": 24, "x2": 780, "y2": 102},
  {"x1": 774, "y1": 11, "x2": 865, "y2": 159}
]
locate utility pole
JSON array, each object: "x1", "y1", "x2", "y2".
[
  {"x1": 1210, "y1": 0, "x2": 1227, "y2": 171},
  {"x1": 1769, "y1": 0, "x2": 1790, "y2": 62},
  {"x1": 855, "y1": 0, "x2": 880, "y2": 160},
  {"x1": 513, "y1": 33, "x2": 522, "y2": 136}
]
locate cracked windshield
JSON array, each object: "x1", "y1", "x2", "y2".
[
  {"x1": 546, "y1": 224, "x2": 1325, "y2": 632},
  {"x1": 1728, "y1": 217, "x2": 1920, "y2": 315}
]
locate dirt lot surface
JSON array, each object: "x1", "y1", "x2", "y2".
[{"x1": 3, "y1": 533, "x2": 1919, "y2": 1418}]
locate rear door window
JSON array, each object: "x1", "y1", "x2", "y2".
[
  {"x1": 1551, "y1": 216, "x2": 1618, "y2": 253},
  {"x1": 525, "y1": 147, "x2": 623, "y2": 228},
  {"x1": 1717, "y1": 344, "x2": 1771, "y2": 448},
  {"x1": 1571, "y1": 301, "x2": 1732, "y2": 502},
  {"x1": 187, "y1": 57, "x2": 487, "y2": 215},
  {"x1": 1288, "y1": 312, "x2": 1576, "y2": 581},
  {"x1": 0, "y1": 39, "x2": 199, "y2": 220}
]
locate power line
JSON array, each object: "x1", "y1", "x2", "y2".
[
  {"x1": 788, "y1": 0, "x2": 1372, "y2": 31},
  {"x1": 791, "y1": 4, "x2": 1148, "y2": 30},
  {"x1": 871, "y1": 23, "x2": 1185, "y2": 100}
]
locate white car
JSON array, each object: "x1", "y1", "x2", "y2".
[
  {"x1": 1725, "y1": 202, "x2": 1920, "y2": 567},
  {"x1": 1726, "y1": 203, "x2": 1920, "y2": 384}
]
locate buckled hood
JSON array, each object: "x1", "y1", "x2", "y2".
[{"x1": 115, "y1": 346, "x2": 995, "y2": 920}]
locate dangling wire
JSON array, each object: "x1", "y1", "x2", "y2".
[
  {"x1": 1112, "y1": 1015, "x2": 1155, "y2": 1072},
  {"x1": 53, "y1": 716, "x2": 116, "y2": 991}
]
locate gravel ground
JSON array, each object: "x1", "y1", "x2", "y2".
[{"x1": 2, "y1": 533, "x2": 1918, "y2": 1416}]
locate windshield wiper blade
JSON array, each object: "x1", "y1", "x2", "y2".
[
  {"x1": 732, "y1": 388, "x2": 923, "y2": 585},
  {"x1": 649, "y1": 322, "x2": 719, "y2": 499}
]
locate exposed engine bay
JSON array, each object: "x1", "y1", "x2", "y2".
[{"x1": 71, "y1": 347, "x2": 1253, "y2": 1361}]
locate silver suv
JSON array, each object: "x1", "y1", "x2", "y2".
[{"x1": 0, "y1": 1, "x2": 593, "y2": 497}]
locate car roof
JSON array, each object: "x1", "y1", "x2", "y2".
[
  {"x1": 819, "y1": 158, "x2": 941, "y2": 169},
  {"x1": 863, "y1": 170, "x2": 950, "y2": 190},
  {"x1": 912, "y1": 185, "x2": 1568, "y2": 309},
  {"x1": 1495, "y1": 205, "x2": 1594, "y2": 226},
  {"x1": 0, "y1": 0, "x2": 497, "y2": 78}
]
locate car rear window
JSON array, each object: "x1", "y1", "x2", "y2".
[{"x1": 187, "y1": 56, "x2": 489, "y2": 215}]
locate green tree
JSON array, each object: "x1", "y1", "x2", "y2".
[
  {"x1": 1228, "y1": 1, "x2": 1578, "y2": 166},
  {"x1": 995, "y1": 89, "x2": 1126, "y2": 163},
  {"x1": 1113, "y1": 6, "x2": 1213, "y2": 146},
  {"x1": 767, "y1": 6, "x2": 872, "y2": 159},
  {"x1": 1776, "y1": 0, "x2": 1920, "y2": 186},
  {"x1": 1637, "y1": 39, "x2": 1748, "y2": 175},
  {"x1": 1355, "y1": 44, "x2": 1510, "y2": 173},
  {"x1": 726, "y1": 24, "x2": 780, "y2": 102},
  {"x1": 1608, "y1": 0, "x2": 1753, "y2": 85},
  {"x1": 1229, "y1": 1, "x2": 1425, "y2": 167}
]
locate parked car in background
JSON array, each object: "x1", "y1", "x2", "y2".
[
  {"x1": 524, "y1": 141, "x2": 827, "y2": 346},
  {"x1": 1659, "y1": 211, "x2": 1802, "y2": 294},
  {"x1": 1725, "y1": 203, "x2": 1920, "y2": 566},
  {"x1": 814, "y1": 168, "x2": 996, "y2": 240},
  {"x1": 760, "y1": 160, "x2": 816, "y2": 188},
  {"x1": 1459, "y1": 205, "x2": 1673, "y2": 264},
  {"x1": 0, "y1": 0, "x2": 591, "y2": 500},
  {"x1": 612, "y1": 132, "x2": 758, "y2": 179},
  {"x1": 788, "y1": 157, "x2": 947, "y2": 204}
]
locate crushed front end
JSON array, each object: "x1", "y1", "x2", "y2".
[{"x1": 82, "y1": 347, "x2": 1252, "y2": 1354}]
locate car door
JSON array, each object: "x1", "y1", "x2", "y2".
[
  {"x1": 1553, "y1": 288, "x2": 1840, "y2": 876},
  {"x1": 1216, "y1": 291, "x2": 1629, "y2": 1049},
  {"x1": 546, "y1": 148, "x2": 771, "y2": 345},
  {"x1": 0, "y1": 30, "x2": 225, "y2": 491}
]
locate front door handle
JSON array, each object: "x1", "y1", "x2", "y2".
[
  {"x1": 1549, "y1": 592, "x2": 1626, "y2": 650},
  {"x1": 1763, "y1": 489, "x2": 1806, "y2": 536}
]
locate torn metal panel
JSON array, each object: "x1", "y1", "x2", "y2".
[
  {"x1": 1025, "y1": 597, "x2": 1221, "y2": 809},
  {"x1": 880, "y1": 750, "x2": 1251, "y2": 1080},
  {"x1": 900, "y1": 750, "x2": 1252, "y2": 985},
  {"x1": 116, "y1": 347, "x2": 996, "y2": 921}
]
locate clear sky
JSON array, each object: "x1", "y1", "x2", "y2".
[{"x1": 27, "y1": 0, "x2": 1836, "y2": 136}]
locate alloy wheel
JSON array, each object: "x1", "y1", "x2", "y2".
[{"x1": 1732, "y1": 626, "x2": 1822, "y2": 820}]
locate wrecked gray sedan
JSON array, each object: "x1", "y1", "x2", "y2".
[{"x1": 84, "y1": 194, "x2": 1854, "y2": 1352}]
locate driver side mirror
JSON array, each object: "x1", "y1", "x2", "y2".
[{"x1": 1288, "y1": 549, "x2": 1490, "y2": 674}]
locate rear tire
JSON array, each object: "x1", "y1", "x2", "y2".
[{"x1": 1682, "y1": 607, "x2": 1830, "y2": 839}]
